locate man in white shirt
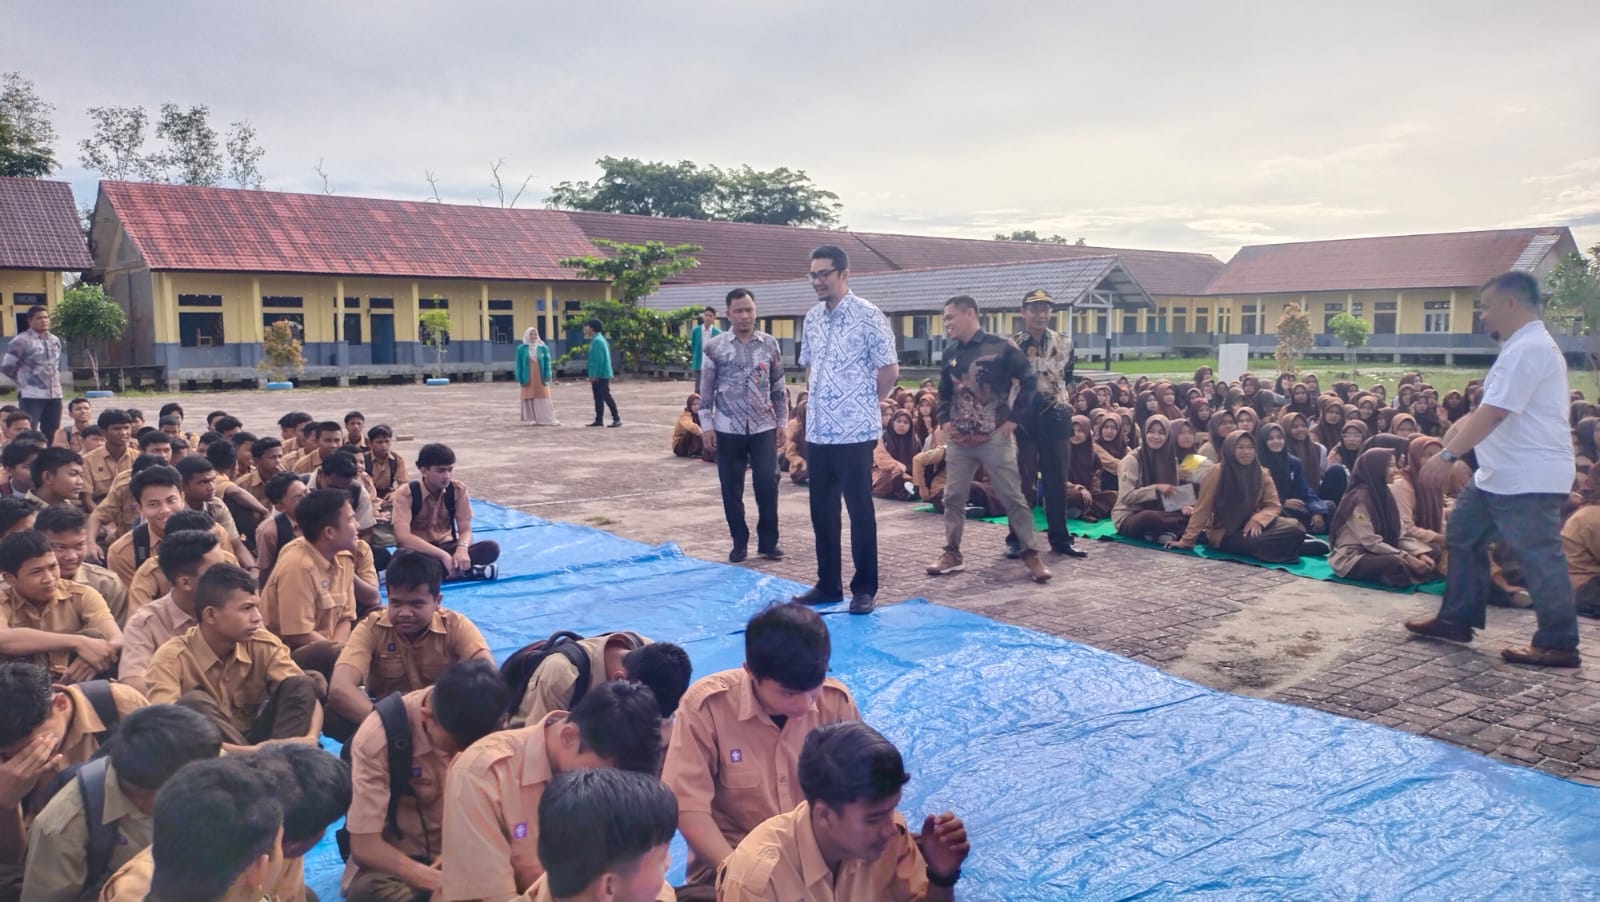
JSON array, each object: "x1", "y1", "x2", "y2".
[{"x1": 1407, "y1": 271, "x2": 1581, "y2": 667}]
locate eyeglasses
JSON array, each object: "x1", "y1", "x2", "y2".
[{"x1": 806, "y1": 268, "x2": 837, "y2": 282}]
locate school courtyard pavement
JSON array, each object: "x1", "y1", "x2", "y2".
[{"x1": 184, "y1": 377, "x2": 1600, "y2": 785}]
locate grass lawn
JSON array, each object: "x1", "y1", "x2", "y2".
[{"x1": 1068, "y1": 355, "x2": 1600, "y2": 398}]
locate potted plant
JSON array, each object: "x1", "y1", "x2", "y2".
[
  {"x1": 260, "y1": 319, "x2": 304, "y2": 390},
  {"x1": 52, "y1": 283, "x2": 126, "y2": 399},
  {"x1": 419, "y1": 308, "x2": 451, "y2": 386}
]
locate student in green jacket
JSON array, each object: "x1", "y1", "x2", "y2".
[
  {"x1": 515, "y1": 328, "x2": 559, "y2": 425},
  {"x1": 586, "y1": 318, "x2": 620, "y2": 428},
  {"x1": 691, "y1": 306, "x2": 721, "y2": 376}
]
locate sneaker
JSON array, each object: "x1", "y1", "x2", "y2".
[
  {"x1": 1021, "y1": 550, "x2": 1053, "y2": 583},
  {"x1": 1508, "y1": 590, "x2": 1534, "y2": 609},
  {"x1": 1155, "y1": 532, "x2": 1178, "y2": 546},
  {"x1": 926, "y1": 549, "x2": 966, "y2": 575},
  {"x1": 904, "y1": 481, "x2": 919, "y2": 500}
]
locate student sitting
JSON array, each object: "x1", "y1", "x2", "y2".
[
  {"x1": 439, "y1": 681, "x2": 664, "y2": 900},
  {"x1": 106, "y1": 466, "x2": 188, "y2": 587},
  {"x1": 1563, "y1": 493, "x2": 1600, "y2": 618},
  {"x1": 717, "y1": 721, "x2": 970, "y2": 902},
  {"x1": 527, "y1": 769, "x2": 679, "y2": 902},
  {"x1": 343, "y1": 411, "x2": 367, "y2": 450},
  {"x1": 672, "y1": 394, "x2": 711, "y2": 460},
  {"x1": 784, "y1": 401, "x2": 809, "y2": 485},
  {"x1": 871, "y1": 411, "x2": 918, "y2": 501},
  {"x1": 1392, "y1": 435, "x2": 1447, "y2": 555},
  {"x1": 81, "y1": 410, "x2": 133, "y2": 505},
  {"x1": 1066, "y1": 415, "x2": 1116, "y2": 521},
  {"x1": 343, "y1": 660, "x2": 507, "y2": 902},
  {"x1": 207, "y1": 441, "x2": 269, "y2": 551},
  {"x1": 28, "y1": 446, "x2": 88, "y2": 511},
  {"x1": 391, "y1": 443, "x2": 498, "y2": 580},
  {"x1": 0, "y1": 495, "x2": 39, "y2": 539},
  {"x1": 327, "y1": 551, "x2": 492, "y2": 739},
  {"x1": 508, "y1": 629, "x2": 691, "y2": 729},
  {"x1": 661, "y1": 603, "x2": 860, "y2": 891},
  {"x1": 364, "y1": 425, "x2": 406, "y2": 502},
  {"x1": 1169, "y1": 431, "x2": 1307, "y2": 564},
  {"x1": 0, "y1": 439, "x2": 42, "y2": 499},
  {"x1": 118, "y1": 528, "x2": 231, "y2": 696},
  {"x1": 291, "y1": 421, "x2": 344, "y2": 475},
  {"x1": 0, "y1": 530, "x2": 121, "y2": 682},
  {"x1": 124, "y1": 510, "x2": 238, "y2": 620},
  {"x1": 1112, "y1": 414, "x2": 1192, "y2": 543},
  {"x1": 176, "y1": 456, "x2": 256, "y2": 573},
  {"x1": 1256, "y1": 422, "x2": 1332, "y2": 534},
  {"x1": 36, "y1": 506, "x2": 127, "y2": 629},
  {"x1": 243, "y1": 743, "x2": 352, "y2": 902},
  {"x1": 85, "y1": 452, "x2": 167, "y2": 561},
  {"x1": 22, "y1": 704, "x2": 220, "y2": 902},
  {"x1": 143, "y1": 564, "x2": 323, "y2": 752},
  {"x1": 1328, "y1": 448, "x2": 1437, "y2": 588},
  {"x1": 235, "y1": 436, "x2": 287, "y2": 509},
  {"x1": 253, "y1": 471, "x2": 307, "y2": 585},
  {"x1": 260, "y1": 489, "x2": 361, "y2": 685}
]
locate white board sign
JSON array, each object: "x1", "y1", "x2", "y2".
[{"x1": 1217, "y1": 343, "x2": 1250, "y2": 385}]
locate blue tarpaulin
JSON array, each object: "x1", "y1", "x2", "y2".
[{"x1": 303, "y1": 503, "x2": 1600, "y2": 899}]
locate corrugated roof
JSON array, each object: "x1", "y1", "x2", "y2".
[
  {"x1": 0, "y1": 177, "x2": 94, "y2": 271},
  {"x1": 643, "y1": 256, "x2": 1153, "y2": 318},
  {"x1": 97, "y1": 181, "x2": 600, "y2": 281},
  {"x1": 1203, "y1": 227, "x2": 1579, "y2": 296}
]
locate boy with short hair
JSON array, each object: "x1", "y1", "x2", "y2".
[
  {"x1": 277, "y1": 412, "x2": 312, "y2": 453},
  {"x1": 143, "y1": 563, "x2": 322, "y2": 751},
  {"x1": 82, "y1": 411, "x2": 133, "y2": 504},
  {"x1": 253, "y1": 471, "x2": 308, "y2": 585},
  {"x1": 55, "y1": 398, "x2": 91, "y2": 452},
  {"x1": 5, "y1": 411, "x2": 34, "y2": 442},
  {"x1": 105, "y1": 466, "x2": 186, "y2": 586},
  {"x1": 364, "y1": 425, "x2": 406, "y2": 501},
  {"x1": 36, "y1": 506, "x2": 127, "y2": 628},
  {"x1": 29, "y1": 446, "x2": 87, "y2": 510},
  {"x1": 260, "y1": 489, "x2": 360, "y2": 682},
  {"x1": 531, "y1": 769, "x2": 679, "y2": 902},
  {"x1": 343, "y1": 411, "x2": 367, "y2": 450},
  {"x1": 124, "y1": 509, "x2": 236, "y2": 622},
  {"x1": 84, "y1": 453, "x2": 167, "y2": 560},
  {"x1": 0, "y1": 530, "x2": 120, "y2": 682},
  {"x1": 391, "y1": 443, "x2": 498, "y2": 580},
  {"x1": 118, "y1": 527, "x2": 230, "y2": 695},
  {"x1": 510, "y1": 632, "x2": 691, "y2": 729},
  {"x1": 0, "y1": 439, "x2": 42, "y2": 497},
  {"x1": 237, "y1": 436, "x2": 286, "y2": 508},
  {"x1": 75, "y1": 426, "x2": 102, "y2": 456},
  {"x1": 292, "y1": 422, "x2": 343, "y2": 475},
  {"x1": 175, "y1": 455, "x2": 255, "y2": 572},
  {"x1": 246, "y1": 743, "x2": 352, "y2": 901}
]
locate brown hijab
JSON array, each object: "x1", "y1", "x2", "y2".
[
  {"x1": 1067, "y1": 415, "x2": 1098, "y2": 487},
  {"x1": 1405, "y1": 435, "x2": 1445, "y2": 533},
  {"x1": 1331, "y1": 448, "x2": 1402, "y2": 547},
  {"x1": 1314, "y1": 397, "x2": 1346, "y2": 450},
  {"x1": 1136, "y1": 415, "x2": 1179, "y2": 486},
  {"x1": 1212, "y1": 431, "x2": 1265, "y2": 535},
  {"x1": 1279, "y1": 411, "x2": 1323, "y2": 487}
]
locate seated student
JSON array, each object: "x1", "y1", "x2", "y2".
[
  {"x1": 105, "y1": 466, "x2": 187, "y2": 587},
  {"x1": 1328, "y1": 448, "x2": 1437, "y2": 588},
  {"x1": 29, "y1": 447, "x2": 88, "y2": 511},
  {"x1": 717, "y1": 721, "x2": 970, "y2": 902},
  {"x1": 36, "y1": 506, "x2": 127, "y2": 629},
  {"x1": 260, "y1": 489, "x2": 361, "y2": 684},
  {"x1": 509, "y1": 629, "x2": 691, "y2": 729},
  {"x1": 118, "y1": 529, "x2": 231, "y2": 695},
  {"x1": 871, "y1": 411, "x2": 918, "y2": 501},
  {"x1": 672, "y1": 394, "x2": 709, "y2": 460},
  {"x1": 328, "y1": 551, "x2": 491, "y2": 737},
  {"x1": 0, "y1": 439, "x2": 43, "y2": 498},
  {"x1": 661, "y1": 603, "x2": 860, "y2": 890},
  {"x1": 124, "y1": 509, "x2": 237, "y2": 628},
  {"x1": 1065, "y1": 415, "x2": 1116, "y2": 522},
  {"x1": 439, "y1": 681, "x2": 664, "y2": 901},
  {"x1": 56, "y1": 398, "x2": 92, "y2": 452},
  {"x1": 343, "y1": 660, "x2": 507, "y2": 902},
  {"x1": 783, "y1": 401, "x2": 808, "y2": 485},
  {"x1": 343, "y1": 412, "x2": 367, "y2": 450},
  {"x1": 310, "y1": 451, "x2": 379, "y2": 543},
  {"x1": 277, "y1": 411, "x2": 312, "y2": 452},
  {"x1": 211, "y1": 416, "x2": 242, "y2": 442},
  {"x1": 245, "y1": 743, "x2": 352, "y2": 902},
  {"x1": 911, "y1": 428, "x2": 1002, "y2": 518},
  {"x1": 82, "y1": 410, "x2": 134, "y2": 506},
  {"x1": 85, "y1": 452, "x2": 167, "y2": 560},
  {"x1": 74, "y1": 426, "x2": 103, "y2": 457},
  {"x1": 1112, "y1": 414, "x2": 1192, "y2": 544},
  {"x1": 0, "y1": 530, "x2": 121, "y2": 682},
  {"x1": 3, "y1": 411, "x2": 33, "y2": 443},
  {"x1": 527, "y1": 769, "x2": 679, "y2": 902},
  {"x1": 236, "y1": 437, "x2": 286, "y2": 508},
  {"x1": 364, "y1": 425, "x2": 406, "y2": 502},
  {"x1": 391, "y1": 443, "x2": 498, "y2": 580},
  {"x1": 230, "y1": 432, "x2": 256, "y2": 479},
  {"x1": 1256, "y1": 422, "x2": 1332, "y2": 534},
  {"x1": 176, "y1": 456, "x2": 256, "y2": 573},
  {"x1": 254, "y1": 471, "x2": 309, "y2": 585},
  {"x1": 292, "y1": 421, "x2": 344, "y2": 475},
  {"x1": 143, "y1": 564, "x2": 323, "y2": 752},
  {"x1": 22, "y1": 704, "x2": 220, "y2": 902},
  {"x1": 207, "y1": 441, "x2": 270, "y2": 548},
  {"x1": 1563, "y1": 488, "x2": 1600, "y2": 619},
  {"x1": 1168, "y1": 431, "x2": 1307, "y2": 564},
  {"x1": 0, "y1": 495, "x2": 41, "y2": 538},
  {"x1": 1392, "y1": 435, "x2": 1447, "y2": 554}
]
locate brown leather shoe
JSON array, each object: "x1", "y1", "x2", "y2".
[
  {"x1": 1501, "y1": 645, "x2": 1581, "y2": 668},
  {"x1": 1022, "y1": 550, "x2": 1053, "y2": 583},
  {"x1": 1403, "y1": 616, "x2": 1473, "y2": 643}
]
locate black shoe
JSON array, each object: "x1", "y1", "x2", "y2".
[
  {"x1": 608, "y1": 419, "x2": 622, "y2": 428},
  {"x1": 1051, "y1": 541, "x2": 1088, "y2": 559},
  {"x1": 1004, "y1": 538, "x2": 1022, "y2": 560},
  {"x1": 759, "y1": 547, "x2": 785, "y2": 561},
  {"x1": 585, "y1": 421, "x2": 604, "y2": 427},
  {"x1": 791, "y1": 586, "x2": 843, "y2": 606},
  {"x1": 729, "y1": 546, "x2": 748, "y2": 563},
  {"x1": 1300, "y1": 537, "x2": 1331, "y2": 557},
  {"x1": 849, "y1": 593, "x2": 877, "y2": 614}
]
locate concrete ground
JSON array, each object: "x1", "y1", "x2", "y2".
[{"x1": 152, "y1": 378, "x2": 1600, "y2": 784}]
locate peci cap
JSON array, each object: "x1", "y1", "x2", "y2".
[{"x1": 1022, "y1": 288, "x2": 1057, "y2": 309}]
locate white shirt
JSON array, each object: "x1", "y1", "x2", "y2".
[
  {"x1": 798, "y1": 293, "x2": 898, "y2": 445},
  {"x1": 1475, "y1": 319, "x2": 1574, "y2": 495}
]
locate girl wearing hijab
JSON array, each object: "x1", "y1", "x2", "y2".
[
  {"x1": 1279, "y1": 409, "x2": 1343, "y2": 502},
  {"x1": 1157, "y1": 381, "x2": 1185, "y2": 420},
  {"x1": 1328, "y1": 448, "x2": 1436, "y2": 587},
  {"x1": 1173, "y1": 418, "x2": 1213, "y2": 485},
  {"x1": 1409, "y1": 397, "x2": 1443, "y2": 437},
  {"x1": 1113, "y1": 414, "x2": 1193, "y2": 542},
  {"x1": 515, "y1": 327, "x2": 559, "y2": 425},
  {"x1": 1288, "y1": 383, "x2": 1315, "y2": 417},
  {"x1": 1374, "y1": 408, "x2": 1397, "y2": 435},
  {"x1": 1073, "y1": 389, "x2": 1098, "y2": 417},
  {"x1": 1331, "y1": 420, "x2": 1369, "y2": 470},
  {"x1": 1134, "y1": 390, "x2": 1161, "y2": 436},
  {"x1": 1094, "y1": 411, "x2": 1129, "y2": 490},
  {"x1": 1187, "y1": 397, "x2": 1214, "y2": 434},
  {"x1": 1314, "y1": 397, "x2": 1347, "y2": 451},
  {"x1": 1201, "y1": 409, "x2": 1237, "y2": 463},
  {"x1": 1193, "y1": 364, "x2": 1214, "y2": 386},
  {"x1": 1273, "y1": 373, "x2": 1295, "y2": 397},
  {"x1": 1389, "y1": 412, "x2": 1420, "y2": 439},
  {"x1": 1303, "y1": 373, "x2": 1321, "y2": 396},
  {"x1": 1354, "y1": 394, "x2": 1380, "y2": 430},
  {"x1": 1234, "y1": 406, "x2": 1260, "y2": 437},
  {"x1": 1441, "y1": 390, "x2": 1467, "y2": 424},
  {"x1": 912, "y1": 392, "x2": 939, "y2": 448},
  {"x1": 1067, "y1": 414, "x2": 1117, "y2": 521},
  {"x1": 871, "y1": 410, "x2": 920, "y2": 500},
  {"x1": 1393, "y1": 435, "x2": 1447, "y2": 560},
  {"x1": 1575, "y1": 416, "x2": 1599, "y2": 473},
  {"x1": 672, "y1": 393, "x2": 710, "y2": 460},
  {"x1": 1169, "y1": 431, "x2": 1307, "y2": 562},
  {"x1": 1257, "y1": 421, "x2": 1333, "y2": 535},
  {"x1": 785, "y1": 396, "x2": 810, "y2": 484}
]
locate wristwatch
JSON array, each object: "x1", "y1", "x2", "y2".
[
  {"x1": 926, "y1": 867, "x2": 961, "y2": 888},
  {"x1": 1439, "y1": 449, "x2": 1459, "y2": 464}
]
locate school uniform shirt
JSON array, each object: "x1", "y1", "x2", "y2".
[
  {"x1": 345, "y1": 688, "x2": 451, "y2": 863},
  {"x1": 312, "y1": 473, "x2": 378, "y2": 532},
  {"x1": 204, "y1": 497, "x2": 242, "y2": 542},
  {"x1": 439, "y1": 720, "x2": 556, "y2": 900},
  {"x1": 261, "y1": 538, "x2": 356, "y2": 641},
  {"x1": 81, "y1": 447, "x2": 132, "y2": 504},
  {"x1": 403, "y1": 479, "x2": 469, "y2": 546},
  {"x1": 366, "y1": 453, "x2": 406, "y2": 499},
  {"x1": 236, "y1": 468, "x2": 269, "y2": 507},
  {"x1": 336, "y1": 607, "x2": 490, "y2": 699},
  {"x1": 291, "y1": 449, "x2": 325, "y2": 476},
  {"x1": 1328, "y1": 502, "x2": 1431, "y2": 578},
  {"x1": 23, "y1": 682, "x2": 149, "y2": 822},
  {"x1": 510, "y1": 631, "x2": 647, "y2": 728},
  {"x1": 0, "y1": 581, "x2": 117, "y2": 673},
  {"x1": 92, "y1": 471, "x2": 137, "y2": 542},
  {"x1": 117, "y1": 593, "x2": 194, "y2": 696},
  {"x1": 70, "y1": 562, "x2": 128, "y2": 629},
  {"x1": 520, "y1": 875, "x2": 676, "y2": 901},
  {"x1": 124, "y1": 540, "x2": 238, "y2": 624},
  {"x1": 1562, "y1": 505, "x2": 1600, "y2": 590},
  {"x1": 1475, "y1": 319, "x2": 1575, "y2": 495},
  {"x1": 143, "y1": 627, "x2": 305, "y2": 736},
  {"x1": 660, "y1": 668, "x2": 860, "y2": 883},
  {"x1": 1175, "y1": 465, "x2": 1283, "y2": 549},
  {"x1": 108, "y1": 523, "x2": 233, "y2": 596},
  {"x1": 23, "y1": 759, "x2": 151, "y2": 902},
  {"x1": 716, "y1": 802, "x2": 929, "y2": 902},
  {"x1": 798, "y1": 293, "x2": 898, "y2": 445},
  {"x1": 98, "y1": 847, "x2": 292, "y2": 902}
]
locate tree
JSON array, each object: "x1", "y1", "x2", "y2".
[
  {"x1": 1274, "y1": 303, "x2": 1315, "y2": 375},
  {"x1": 225, "y1": 120, "x2": 266, "y2": 189},
  {"x1": 79, "y1": 106, "x2": 154, "y2": 181},
  {"x1": 260, "y1": 319, "x2": 304, "y2": 384},
  {"x1": 709, "y1": 165, "x2": 841, "y2": 227},
  {"x1": 151, "y1": 104, "x2": 222, "y2": 186},
  {"x1": 1328, "y1": 312, "x2": 1370, "y2": 351},
  {"x1": 994, "y1": 230, "x2": 1072, "y2": 244},
  {"x1": 547, "y1": 157, "x2": 842, "y2": 227},
  {"x1": 80, "y1": 103, "x2": 262, "y2": 187},
  {"x1": 1547, "y1": 244, "x2": 1600, "y2": 332},
  {"x1": 53, "y1": 283, "x2": 126, "y2": 391},
  {"x1": 488, "y1": 158, "x2": 533, "y2": 208},
  {"x1": 0, "y1": 72, "x2": 57, "y2": 177},
  {"x1": 419, "y1": 309, "x2": 452, "y2": 378},
  {"x1": 559, "y1": 239, "x2": 702, "y2": 372}
]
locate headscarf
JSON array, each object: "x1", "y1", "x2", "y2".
[
  {"x1": 1187, "y1": 398, "x2": 1213, "y2": 434},
  {"x1": 1255, "y1": 422, "x2": 1299, "y2": 505},
  {"x1": 1288, "y1": 384, "x2": 1314, "y2": 416},
  {"x1": 1573, "y1": 401, "x2": 1596, "y2": 429},
  {"x1": 1136, "y1": 415, "x2": 1179, "y2": 487},
  {"x1": 522, "y1": 326, "x2": 543, "y2": 346},
  {"x1": 1388, "y1": 412, "x2": 1419, "y2": 437},
  {"x1": 1134, "y1": 390, "x2": 1160, "y2": 432},
  {"x1": 1193, "y1": 365, "x2": 1214, "y2": 385},
  {"x1": 1067, "y1": 415, "x2": 1098, "y2": 487},
  {"x1": 1578, "y1": 417, "x2": 1600, "y2": 463},
  {"x1": 1213, "y1": 431, "x2": 1265, "y2": 535},
  {"x1": 1279, "y1": 411, "x2": 1323, "y2": 487},
  {"x1": 1315, "y1": 397, "x2": 1346, "y2": 451},
  {"x1": 1207, "y1": 409, "x2": 1237, "y2": 453},
  {"x1": 1441, "y1": 391, "x2": 1466, "y2": 422},
  {"x1": 881, "y1": 410, "x2": 918, "y2": 469},
  {"x1": 1361, "y1": 433, "x2": 1412, "y2": 468},
  {"x1": 1234, "y1": 407, "x2": 1260, "y2": 436},
  {"x1": 1330, "y1": 448, "x2": 1402, "y2": 547},
  {"x1": 1094, "y1": 410, "x2": 1128, "y2": 460},
  {"x1": 1410, "y1": 399, "x2": 1442, "y2": 437},
  {"x1": 1374, "y1": 407, "x2": 1396, "y2": 434},
  {"x1": 1172, "y1": 419, "x2": 1200, "y2": 456},
  {"x1": 1332, "y1": 420, "x2": 1369, "y2": 469},
  {"x1": 1274, "y1": 373, "x2": 1295, "y2": 397},
  {"x1": 1405, "y1": 435, "x2": 1445, "y2": 533}
]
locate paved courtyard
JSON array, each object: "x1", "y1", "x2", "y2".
[{"x1": 158, "y1": 377, "x2": 1600, "y2": 784}]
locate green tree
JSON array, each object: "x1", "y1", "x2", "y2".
[
  {"x1": 1547, "y1": 244, "x2": 1600, "y2": 331},
  {"x1": 225, "y1": 120, "x2": 266, "y2": 189},
  {"x1": 0, "y1": 73, "x2": 56, "y2": 177},
  {"x1": 260, "y1": 319, "x2": 305, "y2": 384},
  {"x1": 151, "y1": 103, "x2": 222, "y2": 186},
  {"x1": 559, "y1": 239, "x2": 702, "y2": 372},
  {"x1": 994, "y1": 230, "x2": 1072, "y2": 244},
  {"x1": 79, "y1": 102, "x2": 264, "y2": 187},
  {"x1": 709, "y1": 165, "x2": 841, "y2": 226},
  {"x1": 419, "y1": 309, "x2": 452, "y2": 378},
  {"x1": 547, "y1": 157, "x2": 841, "y2": 227},
  {"x1": 79, "y1": 106, "x2": 154, "y2": 181},
  {"x1": 53, "y1": 283, "x2": 126, "y2": 390},
  {"x1": 1274, "y1": 303, "x2": 1315, "y2": 375},
  {"x1": 1328, "y1": 312, "x2": 1370, "y2": 350}
]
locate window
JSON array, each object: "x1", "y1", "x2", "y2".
[
  {"x1": 343, "y1": 297, "x2": 360, "y2": 308},
  {"x1": 1094, "y1": 312, "x2": 1108, "y2": 334},
  {"x1": 489, "y1": 314, "x2": 514, "y2": 343},
  {"x1": 1472, "y1": 304, "x2": 1485, "y2": 334},
  {"x1": 1240, "y1": 304, "x2": 1257, "y2": 335},
  {"x1": 12, "y1": 292, "x2": 45, "y2": 335},
  {"x1": 264, "y1": 312, "x2": 304, "y2": 334},
  {"x1": 1373, "y1": 300, "x2": 1397, "y2": 335},
  {"x1": 179, "y1": 312, "x2": 224, "y2": 347},
  {"x1": 1155, "y1": 308, "x2": 1168, "y2": 333},
  {"x1": 1423, "y1": 300, "x2": 1450, "y2": 333},
  {"x1": 1171, "y1": 310, "x2": 1188, "y2": 334},
  {"x1": 262, "y1": 296, "x2": 303, "y2": 309},
  {"x1": 1322, "y1": 302, "x2": 1344, "y2": 333},
  {"x1": 488, "y1": 299, "x2": 513, "y2": 311},
  {"x1": 911, "y1": 315, "x2": 930, "y2": 339},
  {"x1": 1194, "y1": 307, "x2": 1210, "y2": 335},
  {"x1": 369, "y1": 297, "x2": 394, "y2": 310},
  {"x1": 1122, "y1": 314, "x2": 1138, "y2": 334},
  {"x1": 420, "y1": 297, "x2": 449, "y2": 310},
  {"x1": 340, "y1": 312, "x2": 363, "y2": 345},
  {"x1": 178, "y1": 294, "x2": 222, "y2": 307}
]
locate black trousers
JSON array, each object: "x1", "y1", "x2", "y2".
[
  {"x1": 1015, "y1": 430, "x2": 1071, "y2": 547},
  {"x1": 591, "y1": 378, "x2": 618, "y2": 421},
  {"x1": 19, "y1": 397, "x2": 61, "y2": 446},
  {"x1": 716, "y1": 429, "x2": 779, "y2": 552},
  {"x1": 807, "y1": 440, "x2": 878, "y2": 597}
]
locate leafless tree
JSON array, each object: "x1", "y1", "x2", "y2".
[
  {"x1": 424, "y1": 170, "x2": 442, "y2": 202},
  {"x1": 313, "y1": 158, "x2": 333, "y2": 195},
  {"x1": 489, "y1": 158, "x2": 533, "y2": 208}
]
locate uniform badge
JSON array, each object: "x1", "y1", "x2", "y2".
[
  {"x1": 729, "y1": 749, "x2": 743, "y2": 763},
  {"x1": 513, "y1": 822, "x2": 528, "y2": 839},
  {"x1": 387, "y1": 643, "x2": 396, "y2": 652},
  {"x1": 412, "y1": 766, "x2": 423, "y2": 778}
]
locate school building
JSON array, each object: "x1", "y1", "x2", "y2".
[{"x1": 0, "y1": 177, "x2": 93, "y2": 381}]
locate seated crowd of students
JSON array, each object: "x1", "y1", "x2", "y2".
[{"x1": 1, "y1": 398, "x2": 969, "y2": 901}]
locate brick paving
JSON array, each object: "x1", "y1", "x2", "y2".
[{"x1": 170, "y1": 377, "x2": 1600, "y2": 784}]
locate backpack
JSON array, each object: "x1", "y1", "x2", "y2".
[
  {"x1": 334, "y1": 691, "x2": 414, "y2": 861},
  {"x1": 498, "y1": 631, "x2": 591, "y2": 718},
  {"x1": 130, "y1": 523, "x2": 151, "y2": 568},
  {"x1": 274, "y1": 512, "x2": 295, "y2": 549},
  {"x1": 36, "y1": 682, "x2": 123, "y2": 803},
  {"x1": 32, "y1": 681, "x2": 125, "y2": 891},
  {"x1": 408, "y1": 480, "x2": 457, "y2": 543}
]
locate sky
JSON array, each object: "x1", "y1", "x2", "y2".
[{"x1": 5, "y1": 0, "x2": 1598, "y2": 261}]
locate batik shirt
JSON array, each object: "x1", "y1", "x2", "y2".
[
  {"x1": 937, "y1": 330, "x2": 1038, "y2": 445},
  {"x1": 0, "y1": 329, "x2": 63, "y2": 399},
  {"x1": 699, "y1": 331, "x2": 788, "y2": 435},
  {"x1": 798, "y1": 293, "x2": 898, "y2": 445},
  {"x1": 1012, "y1": 327, "x2": 1074, "y2": 412}
]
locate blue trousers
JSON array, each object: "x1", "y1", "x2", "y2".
[{"x1": 1439, "y1": 484, "x2": 1580, "y2": 651}]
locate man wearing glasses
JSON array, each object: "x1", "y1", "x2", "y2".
[{"x1": 791, "y1": 246, "x2": 899, "y2": 614}]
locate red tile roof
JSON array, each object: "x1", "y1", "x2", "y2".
[
  {"x1": 1203, "y1": 227, "x2": 1579, "y2": 296},
  {"x1": 0, "y1": 177, "x2": 93, "y2": 270},
  {"x1": 97, "y1": 181, "x2": 600, "y2": 281}
]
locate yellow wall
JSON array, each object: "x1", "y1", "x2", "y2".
[
  {"x1": 0, "y1": 270, "x2": 61, "y2": 337},
  {"x1": 1205, "y1": 288, "x2": 1470, "y2": 335}
]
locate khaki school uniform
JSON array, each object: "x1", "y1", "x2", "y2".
[
  {"x1": 117, "y1": 593, "x2": 194, "y2": 696},
  {"x1": 24, "y1": 759, "x2": 152, "y2": 902},
  {"x1": 70, "y1": 562, "x2": 128, "y2": 628},
  {"x1": 21, "y1": 682, "x2": 149, "y2": 821},
  {"x1": 0, "y1": 580, "x2": 116, "y2": 674},
  {"x1": 342, "y1": 688, "x2": 451, "y2": 895},
  {"x1": 91, "y1": 471, "x2": 137, "y2": 543},
  {"x1": 124, "y1": 543, "x2": 239, "y2": 623},
  {"x1": 144, "y1": 626, "x2": 305, "y2": 737},
  {"x1": 521, "y1": 875, "x2": 675, "y2": 901},
  {"x1": 236, "y1": 467, "x2": 270, "y2": 507},
  {"x1": 107, "y1": 523, "x2": 232, "y2": 594},
  {"x1": 717, "y1": 803, "x2": 929, "y2": 902},
  {"x1": 366, "y1": 454, "x2": 406, "y2": 500},
  {"x1": 336, "y1": 608, "x2": 489, "y2": 699},
  {"x1": 510, "y1": 631, "x2": 648, "y2": 728},
  {"x1": 660, "y1": 669, "x2": 860, "y2": 884},
  {"x1": 291, "y1": 449, "x2": 325, "y2": 476},
  {"x1": 81, "y1": 447, "x2": 132, "y2": 504},
  {"x1": 399, "y1": 479, "x2": 469, "y2": 546},
  {"x1": 98, "y1": 847, "x2": 302, "y2": 902},
  {"x1": 261, "y1": 538, "x2": 356, "y2": 640},
  {"x1": 439, "y1": 721, "x2": 556, "y2": 900}
]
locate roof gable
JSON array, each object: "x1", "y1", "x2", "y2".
[{"x1": 0, "y1": 178, "x2": 93, "y2": 271}]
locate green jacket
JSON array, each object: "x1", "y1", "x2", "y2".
[
  {"x1": 691, "y1": 324, "x2": 721, "y2": 371},
  {"x1": 516, "y1": 344, "x2": 552, "y2": 385},
  {"x1": 587, "y1": 333, "x2": 613, "y2": 379}
]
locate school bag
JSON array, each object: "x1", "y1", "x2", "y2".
[
  {"x1": 498, "y1": 631, "x2": 591, "y2": 718},
  {"x1": 407, "y1": 480, "x2": 457, "y2": 542},
  {"x1": 335, "y1": 691, "x2": 415, "y2": 861},
  {"x1": 34, "y1": 681, "x2": 125, "y2": 894}
]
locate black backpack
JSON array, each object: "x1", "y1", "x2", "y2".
[
  {"x1": 408, "y1": 480, "x2": 457, "y2": 543},
  {"x1": 498, "y1": 631, "x2": 591, "y2": 718},
  {"x1": 34, "y1": 682, "x2": 124, "y2": 893},
  {"x1": 273, "y1": 511, "x2": 295, "y2": 549},
  {"x1": 335, "y1": 692, "x2": 415, "y2": 861},
  {"x1": 130, "y1": 523, "x2": 152, "y2": 568}
]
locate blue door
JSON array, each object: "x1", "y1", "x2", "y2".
[{"x1": 370, "y1": 314, "x2": 396, "y2": 364}]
